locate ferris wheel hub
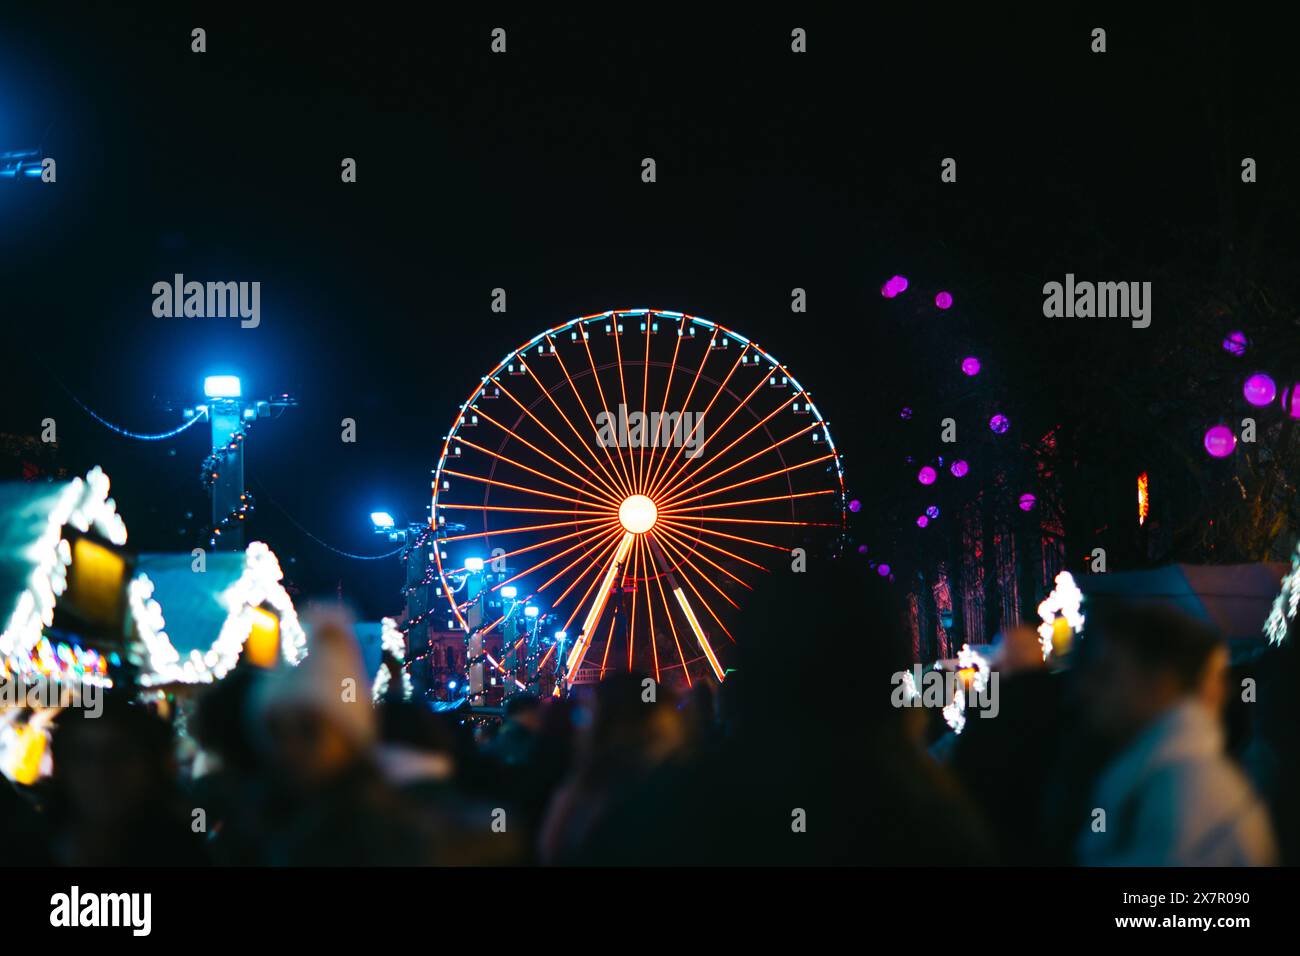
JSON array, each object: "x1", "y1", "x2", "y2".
[{"x1": 617, "y1": 494, "x2": 658, "y2": 534}]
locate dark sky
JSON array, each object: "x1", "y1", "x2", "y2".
[{"x1": 1, "y1": 7, "x2": 1295, "y2": 616}]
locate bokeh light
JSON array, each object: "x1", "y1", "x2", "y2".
[
  {"x1": 916, "y1": 515, "x2": 929, "y2": 528},
  {"x1": 918, "y1": 466, "x2": 937, "y2": 485},
  {"x1": 926, "y1": 505, "x2": 940, "y2": 519},
  {"x1": 1243, "y1": 372, "x2": 1277, "y2": 407},
  {"x1": 950, "y1": 459, "x2": 969, "y2": 478},
  {"x1": 877, "y1": 564, "x2": 891, "y2": 577},
  {"x1": 989, "y1": 414, "x2": 1010, "y2": 434},
  {"x1": 1222, "y1": 330, "x2": 1248, "y2": 356},
  {"x1": 1018, "y1": 493, "x2": 1037, "y2": 512},
  {"x1": 848, "y1": 499, "x2": 862, "y2": 513},
  {"x1": 961, "y1": 356, "x2": 981, "y2": 376},
  {"x1": 935, "y1": 291, "x2": 953, "y2": 310},
  {"x1": 1203, "y1": 424, "x2": 1237, "y2": 458}
]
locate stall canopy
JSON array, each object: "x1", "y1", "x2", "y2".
[
  {"x1": 1079, "y1": 563, "x2": 1288, "y2": 646},
  {"x1": 129, "y1": 541, "x2": 306, "y2": 686},
  {"x1": 0, "y1": 467, "x2": 131, "y2": 687}
]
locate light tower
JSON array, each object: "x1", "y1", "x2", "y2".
[{"x1": 185, "y1": 376, "x2": 296, "y2": 551}]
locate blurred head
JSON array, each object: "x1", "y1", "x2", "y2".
[
  {"x1": 578, "y1": 672, "x2": 684, "y2": 774},
  {"x1": 1077, "y1": 602, "x2": 1227, "y2": 743},
  {"x1": 251, "y1": 604, "x2": 375, "y2": 790},
  {"x1": 503, "y1": 692, "x2": 542, "y2": 732},
  {"x1": 50, "y1": 696, "x2": 176, "y2": 827}
]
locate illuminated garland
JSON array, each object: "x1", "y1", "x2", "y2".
[
  {"x1": 200, "y1": 427, "x2": 249, "y2": 490},
  {"x1": 1264, "y1": 539, "x2": 1300, "y2": 645},
  {"x1": 942, "y1": 644, "x2": 990, "y2": 735},
  {"x1": 207, "y1": 492, "x2": 255, "y2": 548},
  {"x1": 1036, "y1": 571, "x2": 1085, "y2": 661},
  {"x1": 132, "y1": 541, "x2": 307, "y2": 686},
  {"x1": 0, "y1": 467, "x2": 129, "y2": 684},
  {"x1": 372, "y1": 617, "x2": 414, "y2": 702}
]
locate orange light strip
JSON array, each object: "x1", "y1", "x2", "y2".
[
  {"x1": 639, "y1": 316, "x2": 652, "y2": 492},
  {"x1": 647, "y1": 537, "x2": 691, "y2": 687},
  {"x1": 628, "y1": 533, "x2": 640, "y2": 672},
  {"x1": 657, "y1": 516, "x2": 791, "y2": 554},
  {"x1": 541, "y1": 338, "x2": 633, "y2": 499},
  {"x1": 656, "y1": 421, "x2": 822, "y2": 507},
  {"x1": 643, "y1": 315, "x2": 688, "y2": 495},
  {"x1": 651, "y1": 527, "x2": 742, "y2": 608},
  {"x1": 652, "y1": 531, "x2": 736, "y2": 643},
  {"x1": 553, "y1": 532, "x2": 627, "y2": 611},
  {"x1": 652, "y1": 365, "x2": 773, "y2": 496},
  {"x1": 652, "y1": 523, "x2": 756, "y2": 588},
  {"x1": 489, "y1": 523, "x2": 623, "y2": 592},
  {"x1": 642, "y1": 330, "x2": 717, "y2": 498},
  {"x1": 658, "y1": 488, "x2": 835, "y2": 515},
  {"x1": 436, "y1": 511, "x2": 610, "y2": 543},
  {"x1": 656, "y1": 391, "x2": 800, "y2": 499},
  {"x1": 492, "y1": 374, "x2": 627, "y2": 503},
  {"x1": 575, "y1": 331, "x2": 638, "y2": 497},
  {"x1": 645, "y1": 343, "x2": 750, "y2": 502},
  {"x1": 674, "y1": 585, "x2": 725, "y2": 682},
  {"x1": 454, "y1": 435, "x2": 620, "y2": 507},
  {"x1": 463, "y1": 405, "x2": 624, "y2": 506},
  {"x1": 658, "y1": 453, "x2": 837, "y2": 511},
  {"x1": 561, "y1": 531, "x2": 635, "y2": 688},
  {"x1": 440, "y1": 468, "x2": 617, "y2": 512}
]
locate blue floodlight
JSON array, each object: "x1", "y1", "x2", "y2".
[
  {"x1": 203, "y1": 375, "x2": 242, "y2": 399},
  {"x1": 524, "y1": 606, "x2": 539, "y2": 618},
  {"x1": 448, "y1": 680, "x2": 458, "y2": 690},
  {"x1": 370, "y1": 511, "x2": 395, "y2": 530},
  {"x1": 464, "y1": 557, "x2": 484, "y2": 572},
  {"x1": 501, "y1": 585, "x2": 518, "y2": 599},
  {"x1": 555, "y1": 631, "x2": 567, "y2": 641}
]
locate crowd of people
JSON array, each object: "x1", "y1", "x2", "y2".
[{"x1": 1, "y1": 560, "x2": 1295, "y2": 866}]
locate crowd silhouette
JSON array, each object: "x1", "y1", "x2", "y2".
[{"x1": 1, "y1": 559, "x2": 1293, "y2": 866}]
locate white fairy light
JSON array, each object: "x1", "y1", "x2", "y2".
[
  {"x1": 1037, "y1": 571, "x2": 1085, "y2": 661},
  {"x1": 942, "y1": 644, "x2": 990, "y2": 734},
  {"x1": 1264, "y1": 540, "x2": 1300, "y2": 645},
  {"x1": 134, "y1": 541, "x2": 307, "y2": 687},
  {"x1": 372, "y1": 617, "x2": 414, "y2": 702}
]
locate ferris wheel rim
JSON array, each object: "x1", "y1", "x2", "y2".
[{"x1": 429, "y1": 307, "x2": 849, "y2": 679}]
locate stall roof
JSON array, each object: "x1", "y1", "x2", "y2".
[{"x1": 130, "y1": 541, "x2": 306, "y2": 686}]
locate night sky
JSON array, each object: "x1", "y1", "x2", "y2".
[{"x1": 2, "y1": 8, "x2": 1295, "y2": 617}]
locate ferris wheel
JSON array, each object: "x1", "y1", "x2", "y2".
[{"x1": 431, "y1": 309, "x2": 846, "y2": 694}]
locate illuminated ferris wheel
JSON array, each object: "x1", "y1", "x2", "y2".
[{"x1": 431, "y1": 309, "x2": 846, "y2": 694}]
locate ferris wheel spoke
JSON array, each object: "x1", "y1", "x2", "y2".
[
  {"x1": 440, "y1": 468, "x2": 617, "y2": 512},
  {"x1": 538, "y1": 341, "x2": 634, "y2": 499},
  {"x1": 647, "y1": 364, "x2": 772, "y2": 503},
  {"x1": 660, "y1": 488, "x2": 836, "y2": 516},
  {"x1": 453, "y1": 435, "x2": 620, "y2": 508},
  {"x1": 597, "y1": 614, "x2": 618, "y2": 680},
  {"x1": 467, "y1": 403, "x2": 624, "y2": 506},
  {"x1": 552, "y1": 530, "x2": 627, "y2": 613},
  {"x1": 655, "y1": 522, "x2": 759, "y2": 590},
  {"x1": 493, "y1": 373, "x2": 628, "y2": 503},
  {"x1": 575, "y1": 332, "x2": 639, "y2": 496},
  {"x1": 651, "y1": 526, "x2": 749, "y2": 599},
  {"x1": 651, "y1": 534, "x2": 736, "y2": 648},
  {"x1": 666, "y1": 515, "x2": 839, "y2": 528},
  {"x1": 638, "y1": 319, "x2": 653, "y2": 495},
  {"x1": 490, "y1": 523, "x2": 624, "y2": 593},
  {"x1": 657, "y1": 391, "x2": 802, "y2": 500},
  {"x1": 628, "y1": 535, "x2": 644, "y2": 675},
  {"x1": 657, "y1": 420, "x2": 821, "y2": 508},
  {"x1": 611, "y1": 319, "x2": 638, "y2": 495},
  {"x1": 645, "y1": 534, "x2": 727, "y2": 678},
  {"x1": 646, "y1": 537, "x2": 691, "y2": 688},
  {"x1": 557, "y1": 531, "x2": 636, "y2": 691},
  {"x1": 656, "y1": 516, "x2": 791, "y2": 554},
  {"x1": 644, "y1": 342, "x2": 749, "y2": 502},
  {"x1": 437, "y1": 511, "x2": 610, "y2": 543},
  {"x1": 438, "y1": 502, "x2": 611, "y2": 517},
  {"x1": 642, "y1": 330, "x2": 718, "y2": 497},
  {"x1": 530, "y1": 528, "x2": 626, "y2": 595},
  {"x1": 657, "y1": 453, "x2": 838, "y2": 511},
  {"x1": 637, "y1": 538, "x2": 665, "y2": 686}
]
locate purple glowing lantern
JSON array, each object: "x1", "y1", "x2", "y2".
[
  {"x1": 916, "y1": 515, "x2": 929, "y2": 528},
  {"x1": 1203, "y1": 424, "x2": 1237, "y2": 458},
  {"x1": 1222, "y1": 331, "x2": 1248, "y2": 356},
  {"x1": 989, "y1": 414, "x2": 1010, "y2": 434},
  {"x1": 848, "y1": 499, "x2": 862, "y2": 513},
  {"x1": 961, "y1": 356, "x2": 981, "y2": 376},
  {"x1": 925, "y1": 505, "x2": 940, "y2": 519},
  {"x1": 881, "y1": 283, "x2": 897, "y2": 299},
  {"x1": 950, "y1": 459, "x2": 969, "y2": 478},
  {"x1": 917, "y1": 466, "x2": 937, "y2": 486},
  {"x1": 877, "y1": 564, "x2": 891, "y2": 577},
  {"x1": 1018, "y1": 493, "x2": 1037, "y2": 512},
  {"x1": 935, "y1": 291, "x2": 953, "y2": 310},
  {"x1": 1243, "y1": 372, "x2": 1277, "y2": 407}
]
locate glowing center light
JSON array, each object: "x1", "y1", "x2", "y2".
[{"x1": 618, "y1": 494, "x2": 658, "y2": 534}]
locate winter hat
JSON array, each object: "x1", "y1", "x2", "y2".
[{"x1": 250, "y1": 603, "x2": 376, "y2": 750}]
